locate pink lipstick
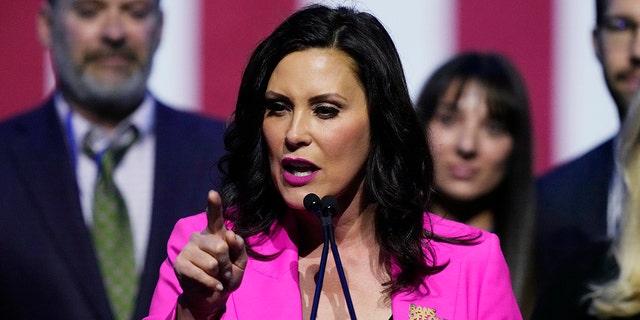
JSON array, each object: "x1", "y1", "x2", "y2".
[{"x1": 281, "y1": 157, "x2": 319, "y2": 186}]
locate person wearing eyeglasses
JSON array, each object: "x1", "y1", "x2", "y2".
[
  {"x1": 536, "y1": 0, "x2": 640, "y2": 292},
  {"x1": 532, "y1": 69, "x2": 640, "y2": 320}
]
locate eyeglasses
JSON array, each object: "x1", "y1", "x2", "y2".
[{"x1": 600, "y1": 16, "x2": 640, "y2": 45}]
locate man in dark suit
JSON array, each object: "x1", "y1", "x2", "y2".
[
  {"x1": 536, "y1": 0, "x2": 640, "y2": 284},
  {"x1": 0, "y1": 0, "x2": 226, "y2": 319}
]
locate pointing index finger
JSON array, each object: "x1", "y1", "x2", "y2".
[{"x1": 205, "y1": 190, "x2": 226, "y2": 233}]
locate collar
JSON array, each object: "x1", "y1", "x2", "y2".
[{"x1": 54, "y1": 91, "x2": 156, "y2": 152}]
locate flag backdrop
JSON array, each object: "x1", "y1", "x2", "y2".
[{"x1": 0, "y1": 1, "x2": 620, "y2": 175}]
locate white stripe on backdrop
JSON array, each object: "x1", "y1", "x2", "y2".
[
  {"x1": 148, "y1": 0, "x2": 201, "y2": 112},
  {"x1": 552, "y1": 0, "x2": 619, "y2": 165},
  {"x1": 59, "y1": 0, "x2": 618, "y2": 170}
]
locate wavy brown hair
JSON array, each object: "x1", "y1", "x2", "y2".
[{"x1": 218, "y1": 4, "x2": 477, "y2": 296}]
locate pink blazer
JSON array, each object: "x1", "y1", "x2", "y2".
[{"x1": 145, "y1": 212, "x2": 521, "y2": 319}]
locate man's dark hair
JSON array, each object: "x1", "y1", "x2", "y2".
[{"x1": 596, "y1": 0, "x2": 607, "y2": 27}]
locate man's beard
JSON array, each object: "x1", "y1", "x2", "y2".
[{"x1": 51, "y1": 39, "x2": 152, "y2": 121}]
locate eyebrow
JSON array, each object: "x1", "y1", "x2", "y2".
[
  {"x1": 603, "y1": 14, "x2": 637, "y2": 21},
  {"x1": 309, "y1": 93, "x2": 348, "y2": 105},
  {"x1": 264, "y1": 91, "x2": 349, "y2": 106},
  {"x1": 264, "y1": 91, "x2": 291, "y2": 104}
]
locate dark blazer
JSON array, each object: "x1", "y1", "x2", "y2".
[
  {"x1": 0, "y1": 97, "x2": 227, "y2": 320},
  {"x1": 532, "y1": 240, "x2": 620, "y2": 319},
  {"x1": 535, "y1": 138, "x2": 614, "y2": 286}
]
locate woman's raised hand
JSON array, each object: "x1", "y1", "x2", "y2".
[{"x1": 174, "y1": 190, "x2": 247, "y2": 319}]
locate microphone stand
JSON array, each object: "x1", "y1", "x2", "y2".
[
  {"x1": 304, "y1": 194, "x2": 357, "y2": 320},
  {"x1": 326, "y1": 213, "x2": 357, "y2": 320},
  {"x1": 309, "y1": 208, "x2": 333, "y2": 320}
]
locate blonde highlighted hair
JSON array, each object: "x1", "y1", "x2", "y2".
[{"x1": 588, "y1": 87, "x2": 640, "y2": 317}]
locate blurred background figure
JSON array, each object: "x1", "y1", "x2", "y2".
[
  {"x1": 0, "y1": 0, "x2": 225, "y2": 319},
  {"x1": 532, "y1": 82, "x2": 640, "y2": 319},
  {"x1": 416, "y1": 51, "x2": 535, "y2": 316}
]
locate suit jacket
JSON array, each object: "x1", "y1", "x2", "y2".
[
  {"x1": 531, "y1": 240, "x2": 624, "y2": 319},
  {"x1": 0, "y1": 97, "x2": 226, "y2": 320},
  {"x1": 535, "y1": 138, "x2": 614, "y2": 285},
  {"x1": 145, "y1": 212, "x2": 522, "y2": 320}
]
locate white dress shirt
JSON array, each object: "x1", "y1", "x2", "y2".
[{"x1": 55, "y1": 93, "x2": 155, "y2": 273}]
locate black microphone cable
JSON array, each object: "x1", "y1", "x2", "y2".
[
  {"x1": 303, "y1": 193, "x2": 357, "y2": 320},
  {"x1": 321, "y1": 195, "x2": 357, "y2": 320},
  {"x1": 304, "y1": 193, "x2": 330, "y2": 320}
]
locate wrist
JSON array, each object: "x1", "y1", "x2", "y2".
[{"x1": 176, "y1": 293, "x2": 227, "y2": 320}]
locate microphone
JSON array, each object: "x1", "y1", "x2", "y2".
[
  {"x1": 303, "y1": 193, "x2": 322, "y2": 218},
  {"x1": 304, "y1": 193, "x2": 357, "y2": 320},
  {"x1": 320, "y1": 195, "x2": 338, "y2": 218},
  {"x1": 304, "y1": 193, "x2": 333, "y2": 227},
  {"x1": 304, "y1": 193, "x2": 330, "y2": 320}
]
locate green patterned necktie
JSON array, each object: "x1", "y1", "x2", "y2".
[{"x1": 84, "y1": 126, "x2": 139, "y2": 320}]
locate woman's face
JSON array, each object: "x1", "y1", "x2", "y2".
[
  {"x1": 263, "y1": 48, "x2": 371, "y2": 210},
  {"x1": 428, "y1": 79, "x2": 514, "y2": 201}
]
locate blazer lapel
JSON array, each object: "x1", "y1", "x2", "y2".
[{"x1": 228, "y1": 218, "x2": 303, "y2": 319}]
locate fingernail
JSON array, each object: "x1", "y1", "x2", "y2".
[
  {"x1": 216, "y1": 283, "x2": 224, "y2": 291},
  {"x1": 224, "y1": 271, "x2": 231, "y2": 279}
]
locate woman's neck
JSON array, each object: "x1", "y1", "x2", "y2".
[
  {"x1": 430, "y1": 192, "x2": 496, "y2": 231},
  {"x1": 296, "y1": 202, "x2": 390, "y2": 320},
  {"x1": 290, "y1": 201, "x2": 377, "y2": 256}
]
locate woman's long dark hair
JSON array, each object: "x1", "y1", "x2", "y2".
[
  {"x1": 415, "y1": 52, "x2": 535, "y2": 310},
  {"x1": 218, "y1": 4, "x2": 472, "y2": 295}
]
